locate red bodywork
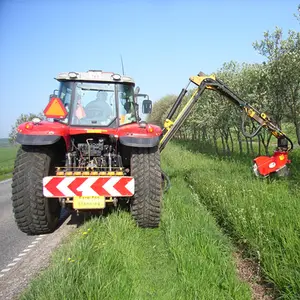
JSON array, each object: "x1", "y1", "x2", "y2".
[
  {"x1": 18, "y1": 120, "x2": 162, "y2": 199},
  {"x1": 17, "y1": 121, "x2": 163, "y2": 150},
  {"x1": 253, "y1": 151, "x2": 290, "y2": 176}
]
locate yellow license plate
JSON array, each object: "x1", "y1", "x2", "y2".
[{"x1": 73, "y1": 196, "x2": 106, "y2": 209}]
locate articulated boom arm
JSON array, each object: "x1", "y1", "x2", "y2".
[{"x1": 159, "y1": 73, "x2": 293, "y2": 153}]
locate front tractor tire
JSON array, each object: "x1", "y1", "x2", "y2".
[
  {"x1": 130, "y1": 147, "x2": 162, "y2": 228},
  {"x1": 11, "y1": 146, "x2": 61, "y2": 235}
]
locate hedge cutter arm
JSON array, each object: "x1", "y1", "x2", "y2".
[{"x1": 159, "y1": 72, "x2": 293, "y2": 177}]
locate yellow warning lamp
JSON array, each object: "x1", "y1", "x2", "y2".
[
  {"x1": 25, "y1": 122, "x2": 33, "y2": 130},
  {"x1": 43, "y1": 97, "x2": 68, "y2": 119},
  {"x1": 147, "y1": 125, "x2": 154, "y2": 133}
]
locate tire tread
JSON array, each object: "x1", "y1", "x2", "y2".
[{"x1": 130, "y1": 147, "x2": 161, "y2": 228}]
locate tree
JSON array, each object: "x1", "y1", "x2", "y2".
[
  {"x1": 148, "y1": 95, "x2": 177, "y2": 127},
  {"x1": 253, "y1": 19, "x2": 300, "y2": 144},
  {"x1": 9, "y1": 113, "x2": 44, "y2": 144}
]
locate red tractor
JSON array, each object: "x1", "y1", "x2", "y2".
[
  {"x1": 12, "y1": 70, "x2": 293, "y2": 235},
  {"x1": 12, "y1": 70, "x2": 162, "y2": 234}
]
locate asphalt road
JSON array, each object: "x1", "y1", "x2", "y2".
[
  {"x1": 0, "y1": 179, "x2": 36, "y2": 273},
  {"x1": 0, "y1": 179, "x2": 77, "y2": 300}
]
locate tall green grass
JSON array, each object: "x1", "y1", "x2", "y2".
[
  {"x1": 163, "y1": 142, "x2": 300, "y2": 299},
  {"x1": 0, "y1": 146, "x2": 18, "y2": 180},
  {"x1": 20, "y1": 176, "x2": 251, "y2": 300}
]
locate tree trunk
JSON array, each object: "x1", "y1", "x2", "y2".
[
  {"x1": 228, "y1": 129, "x2": 234, "y2": 155},
  {"x1": 257, "y1": 135, "x2": 261, "y2": 156},
  {"x1": 225, "y1": 134, "x2": 231, "y2": 156},
  {"x1": 295, "y1": 122, "x2": 300, "y2": 145},
  {"x1": 213, "y1": 129, "x2": 219, "y2": 155},
  {"x1": 260, "y1": 132, "x2": 272, "y2": 155},
  {"x1": 245, "y1": 137, "x2": 250, "y2": 155},
  {"x1": 236, "y1": 130, "x2": 243, "y2": 155},
  {"x1": 266, "y1": 134, "x2": 272, "y2": 156},
  {"x1": 219, "y1": 129, "x2": 230, "y2": 156},
  {"x1": 193, "y1": 127, "x2": 197, "y2": 140},
  {"x1": 250, "y1": 138, "x2": 254, "y2": 156},
  {"x1": 201, "y1": 127, "x2": 207, "y2": 142},
  {"x1": 220, "y1": 134, "x2": 226, "y2": 155}
]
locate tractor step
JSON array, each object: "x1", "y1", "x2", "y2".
[{"x1": 43, "y1": 176, "x2": 134, "y2": 197}]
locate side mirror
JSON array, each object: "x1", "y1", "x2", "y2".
[
  {"x1": 142, "y1": 99, "x2": 152, "y2": 114},
  {"x1": 134, "y1": 90, "x2": 152, "y2": 114}
]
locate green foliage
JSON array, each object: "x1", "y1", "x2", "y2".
[
  {"x1": 253, "y1": 21, "x2": 300, "y2": 143},
  {"x1": 9, "y1": 113, "x2": 44, "y2": 144},
  {"x1": 0, "y1": 146, "x2": 18, "y2": 180},
  {"x1": 148, "y1": 94, "x2": 177, "y2": 127}
]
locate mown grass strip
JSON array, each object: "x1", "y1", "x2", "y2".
[
  {"x1": 161, "y1": 173, "x2": 251, "y2": 299},
  {"x1": 20, "y1": 171, "x2": 250, "y2": 300},
  {"x1": 162, "y1": 142, "x2": 300, "y2": 299}
]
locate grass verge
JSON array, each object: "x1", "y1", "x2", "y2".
[
  {"x1": 162, "y1": 142, "x2": 300, "y2": 299},
  {"x1": 0, "y1": 146, "x2": 18, "y2": 180},
  {"x1": 20, "y1": 174, "x2": 251, "y2": 299}
]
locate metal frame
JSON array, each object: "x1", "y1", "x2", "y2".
[{"x1": 159, "y1": 73, "x2": 293, "y2": 152}]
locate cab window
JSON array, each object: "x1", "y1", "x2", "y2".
[{"x1": 118, "y1": 84, "x2": 137, "y2": 125}]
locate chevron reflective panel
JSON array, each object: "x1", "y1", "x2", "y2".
[{"x1": 43, "y1": 176, "x2": 134, "y2": 197}]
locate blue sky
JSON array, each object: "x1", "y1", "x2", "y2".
[{"x1": 0, "y1": 0, "x2": 299, "y2": 138}]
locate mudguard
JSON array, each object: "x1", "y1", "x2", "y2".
[
  {"x1": 16, "y1": 133, "x2": 62, "y2": 146},
  {"x1": 16, "y1": 120, "x2": 70, "y2": 148},
  {"x1": 119, "y1": 136, "x2": 160, "y2": 148}
]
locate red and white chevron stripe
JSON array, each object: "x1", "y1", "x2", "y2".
[{"x1": 43, "y1": 176, "x2": 134, "y2": 197}]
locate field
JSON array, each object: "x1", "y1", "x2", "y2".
[
  {"x1": 0, "y1": 140, "x2": 18, "y2": 180},
  {"x1": 18, "y1": 140, "x2": 300, "y2": 300}
]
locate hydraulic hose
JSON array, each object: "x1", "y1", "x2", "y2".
[
  {"x1": 241, "y1": 113, "x2": 263, "y2": 138},
  {"x1": 286, "y1": 135, "x2": 294, "y2": 151},
  {"x1": 241, "y1": 111, "x2": 294, "y2": 151}
]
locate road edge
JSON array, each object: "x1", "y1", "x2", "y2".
[{"x1": 0, "y1": 178, "x2": 12, "y2": 185}]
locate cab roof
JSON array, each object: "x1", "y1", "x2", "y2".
[{"x1": 55, "y1": 70, "x2": 135, "y2": 84}]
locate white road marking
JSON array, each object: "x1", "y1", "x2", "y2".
[
  {"x1": 18, "y1": 253, "x2": 27, "y2": 257},
  {"x1": 13, "y1": 258, "x2": 21, "y2": 262},
  {"x1": 1, "y1": 268, "x2": 11, "y2": 273},
  {"x1": 7, "y1": 262, "x2": 17, "y2": 267},
  {"x1": 0, "y1": 230, "x2": 46, "y2": 279}
]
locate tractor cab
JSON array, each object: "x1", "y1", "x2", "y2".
[
  {"x1": 46, "y1": 70, "x2": 152, "y2": 127},
  {"x1": 12, "y1": 69, "x2": 162, "y2": 235}
]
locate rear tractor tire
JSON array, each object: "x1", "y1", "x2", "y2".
[
  {"x1": 11, "y1": 146, "x2": 61, "y2": 235},
  {"x1": 130, "y1": 147, "x2": 162, "y2": 228}
]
